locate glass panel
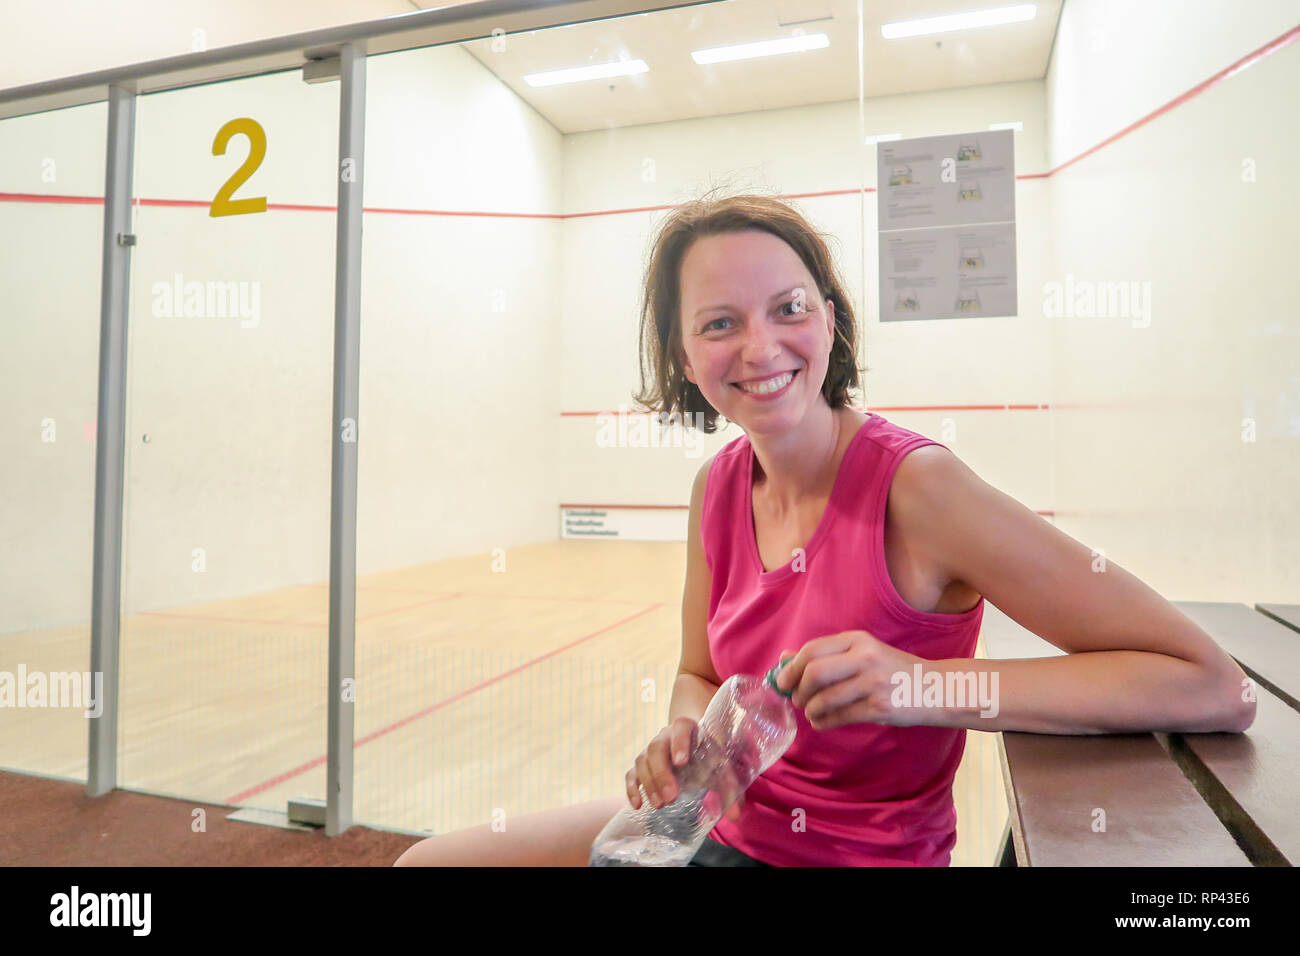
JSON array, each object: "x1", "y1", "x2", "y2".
[
  {"x1": 857, "y1": 6, "x2": 1063, "y2": 868},
  {"x1": 0, "y1": 102, "x2": 107, "y2": 782},
  {"x1": 120, "y1": 70, "x2": 337, "y2": 809},
  {"x1": 354, "y1": 0, "x2": 867, "y2": 842}
]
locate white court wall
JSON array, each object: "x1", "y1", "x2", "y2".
[{"x1": 1044, "y1": 3, "x2": 1299, "y2": 602}]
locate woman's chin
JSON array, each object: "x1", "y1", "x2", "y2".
[{"x1": 728, "y1": 404, "x2": 803, "y2": 434}]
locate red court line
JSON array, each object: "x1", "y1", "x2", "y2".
[
  {"x1": 351, "y1": 587, "x2": 655, "y2": 608},
  {"x1": 136, "y1": 588, "x2": 653, "y2": 633},
  {"x1": 315, "y1": 584, "x2": 651, "y2": 606},
  {"x1": 561, "y1": 503, "x2": 688, "y2": 510},
  {"x1": 356, "y1": 592, "x2": 465, "y2": 624},
  {"x1": 4, "y1": 25, "x2": 1293, "y2": 217},
  {"x1": 223, "y1": 601, "x2": 666, "y2": 804},
  {"x1": 136, "y1": 590, "x2": 464, "y2": 629},
  {"x1": 448, "y1": 590, "x2": 652, "y2": 606},
  {"x1": 137, "y1": 610, "x2": 322, "y2": 629}
]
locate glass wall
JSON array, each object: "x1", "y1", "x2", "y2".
[
  {"x1": 0, "y1": 102, "x2": 106, "y2": 782},
  {"x1": 352, "y1": 0, "x2": 874, "y2": 840},
  {"x1": 9, "y1": 0, "x2": 1292, "y2": 866},
  {"x1": 118, "y1": 69, "x2": 337, "y2": 808}
]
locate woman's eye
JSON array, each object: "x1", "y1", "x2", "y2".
[{"x1": 703, "y1": 301, "x2": 806, "y2": 330}]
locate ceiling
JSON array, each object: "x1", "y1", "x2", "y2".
[{"x1": 458, "y1": 0, "x2": 1064, "y2": 133}]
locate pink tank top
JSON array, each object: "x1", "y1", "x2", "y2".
[{"x1": 701, "y1": 412, "x2": 984, "y2": 866}]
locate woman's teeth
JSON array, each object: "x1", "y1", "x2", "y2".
[{"x1": 736, "y1": 370, "x2": 794, "y2": 394}]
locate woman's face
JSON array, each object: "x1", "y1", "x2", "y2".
[{"x1": 678, "y1": 229, "x2": 835, "y2": 435}]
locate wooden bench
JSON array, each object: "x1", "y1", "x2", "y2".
[{"x1": 981, "y1": 600, "x2": 1298, "y2": 866}]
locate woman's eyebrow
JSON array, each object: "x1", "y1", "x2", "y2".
[{"x1": 694, "y1": 286, "x2": 804, "y2": 318}]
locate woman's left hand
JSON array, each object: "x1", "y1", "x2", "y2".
[{"x1": 775, "y1": 631, "x2": 926, "y2": 730}]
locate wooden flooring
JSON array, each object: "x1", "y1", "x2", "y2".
[{"x1": 0, "y1": 539, "x2": 1008, "y2": 865}]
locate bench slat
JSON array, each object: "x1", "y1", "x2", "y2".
[
  {"x1": 1174, "y1": 601, "x2": 1300, "y2": 711},
  {"x1": 1000, "y1": 731, "x2": 1250, "y2": 866},
  {"x1": 1163, "y1": 681, "x2": 1300, "y2": 865},
  {"x1": 981, "y1": 603, "x2": 1249, "y2": 866}
]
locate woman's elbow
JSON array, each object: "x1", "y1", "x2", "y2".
[
  {"x1": 1226, "y1": 693, "x2": 1257, "y2": 733},
  {"x1": 1208, "y1": 675, "x2": 1257, "y2": 733}
]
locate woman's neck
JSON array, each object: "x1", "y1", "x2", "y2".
[{"x1": 749, "y1": 405, "x2": 852, "y2": 515}]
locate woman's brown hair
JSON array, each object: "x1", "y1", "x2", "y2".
[{"x1": 633, "y1": 188, "x2": 864, "y2": 434}]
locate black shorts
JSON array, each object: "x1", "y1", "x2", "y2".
[{"x1": 687, "y1": 836, "x2": 770, "y2": 867}]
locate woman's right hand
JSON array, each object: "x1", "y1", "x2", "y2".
[{"x1": 626, "y1": 717, "x2": 745, "y2": 823}]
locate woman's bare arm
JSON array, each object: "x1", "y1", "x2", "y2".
[{"x1": 891, "y1": 445, "x2": 1255, "y2": 735}]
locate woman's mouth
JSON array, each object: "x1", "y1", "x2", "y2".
[{"x1": 733, "y1": 369, "x2": 799, "y2": 400}]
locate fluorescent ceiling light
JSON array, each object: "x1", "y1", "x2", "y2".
[
  {"x1": 988, "y1": 121, "x2": 1023, "y2": 131},
  {"x1": 881, "y1": 4, "x2": 1036, "y2": 40},
  {"x1": 865, "y1": 132, "x2": 902, "y2": 144},
  {"x1": 523, "y1": 59, "x2": 648, "y2": 87},
  {"x1": 692, "y1": 33, "x2": 830, "y2": 65}
]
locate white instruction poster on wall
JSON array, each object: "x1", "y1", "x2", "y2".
[{"x1": 877, "y1": 129, "x2": 1017, "y2": 321}]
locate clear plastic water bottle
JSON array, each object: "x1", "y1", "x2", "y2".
[{"x1": 588, "y1": 660, "x2": 797, "y2": 866}]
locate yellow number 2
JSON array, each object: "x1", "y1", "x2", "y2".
[{"x1": 210, "y1": 118, "x2": 268, "y2": 217}]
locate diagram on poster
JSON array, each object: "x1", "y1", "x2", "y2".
[
  {"x1": 877, "y1": 129, "x2": 1017, "y2": 320},
  {"x1": 880, "y1": 223, "x2": 1017, "y2": 321}
]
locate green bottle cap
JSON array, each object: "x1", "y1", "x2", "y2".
[{"x1": 765, "y1": 659, "x2": 794, "y2": 698}]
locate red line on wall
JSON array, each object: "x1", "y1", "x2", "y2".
[
  {"x1": 561, "y1": 503, "x2": 688, "y2": 510},
  {"x1": 364, "y1": 205, "x2": 562, "y2": 218},
  {"x1": 222, "y1": 601, "x2": 665, "y2": 805},
  {"x1": 564, "y1": 403, "x2": 1052, "y2": 415},
  {"x1": 0, "y1": 192, "x2": 101, "y2": 205},
  {"x1": 1045, "y1": 23, "x2": 1299, "y2": 179},
  {"x1": 560, "y1": 502, "x2": 1055, "y2": 517}
]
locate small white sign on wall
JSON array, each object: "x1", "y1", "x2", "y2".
[{"x1": 560, "y1": 507, "x2": 688, "y2": 541}]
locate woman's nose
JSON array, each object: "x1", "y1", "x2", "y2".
[{"x1": 739, "y1": 316, "x2": 781, "y2": 364}]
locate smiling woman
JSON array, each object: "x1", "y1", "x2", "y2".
[{"x1": 626, "y1": 192, "x2": 996, "y2": 865}]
